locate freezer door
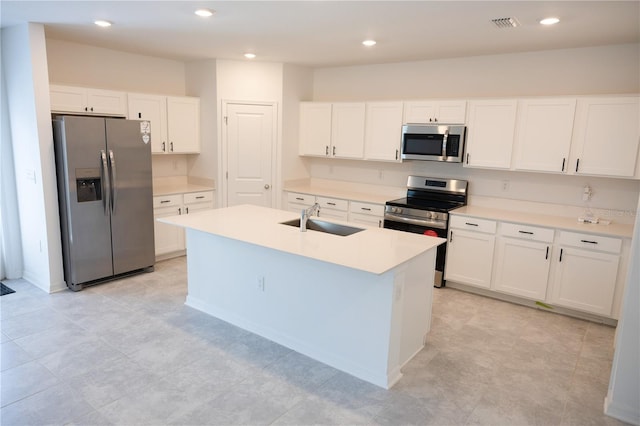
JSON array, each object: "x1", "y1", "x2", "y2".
[
  {"x1": 53, "y1": 116, "x2": 114, "y2": 287},
  {"x1": 105, "y1": 118, "x2": 155, "y2": 275}
]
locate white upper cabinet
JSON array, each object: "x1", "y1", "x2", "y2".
[
  {"x1": 569, "y1": 96, "x2": 640, "y2": 178},
  {"x1": 299, "y1": 102, "x2": 365, "y2": 159},
  {"x1": 403, "y1": 100, "x2": 467, "y2": 124},
  {"x1": 465, "y1": 99, "x2": 518, "y2": 169},
  {"x1": 514, "y1": 98, "x2": 576, "y2": 173},
  {"x1": 167, "y1": 97, "x2": 200, "y2": 154},
  {"x1": 128, "y1": 94, "x2": 200, "y2": 154},
  {"x1": 299, "y1": 102, "x2": 333, "y2": 157},
  {"x1": 331, "y1": 103, "x2": 366, "y2": 159},
  {"x1": 50, "y1": 85, "x2": 127, "y2": 116},
  {"x1": 364, "y1": 102, "x2": 403, "y2": 162},
  {"x1": 128, "y1": 94, "x2": 168, "y2": 154}
]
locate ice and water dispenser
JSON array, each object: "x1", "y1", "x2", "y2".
[{"x1": 75, "y1": 168, "x2": 102, "y2": 202}]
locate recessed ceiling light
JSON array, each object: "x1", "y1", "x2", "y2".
[
  {"x1": 362, "y1": 40, "x2": 377, "y2": 47},
  {"x1": 195, "y1": 8, "x2": 214, "y2": 17},
  {"x1": 244, "y1": 53, "x2": 256, "y2": 59},
  {"x1": 94, "y1": 20, "x2": 112, "y2": 28},
  {"x1": 540, "y1": 17, "x2": 560, "y2": 25}
]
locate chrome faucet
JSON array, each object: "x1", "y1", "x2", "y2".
[{"x1": 300, "y1": 203, "x2": 320, "y2": 232}]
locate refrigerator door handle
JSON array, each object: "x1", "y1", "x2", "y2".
[
  {"x1": 100, "y1": 150, "x2": 110, "y2": 215},
  {"x1": 108, "y1": 149, "x2": 117, "y2": 213}
]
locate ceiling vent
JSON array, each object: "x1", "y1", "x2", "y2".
[{"x1": 491, "y1": 17, "x2": 520, "y2": 29}]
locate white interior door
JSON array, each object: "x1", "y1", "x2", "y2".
[{"x1": 224, "y1": 102, "x2": 276, "y2": 207}]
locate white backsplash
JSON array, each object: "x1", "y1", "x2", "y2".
[
  {"x1": 308, "y1": 159, "x2": 640, "y2": 225},
  {"x1": 152, "y1": 155, "x2": 188, "y2": 178}
]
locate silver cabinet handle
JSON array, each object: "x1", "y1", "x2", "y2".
[
  {"x1": 195, "y1": 196, "x2": 205, "y2": 199},
  {"x1": 186, "y1": 207, "x2": 189, "y2": 214},
  {"x1": 160, "y1": 200, "x2": 171, "y2": 204},
  {"x1": 325, "y1": 146, "x2": 329, "y2": 156},
  {"x1": 518, "y1": 230, "x2": 534, "y2": 235},
  {"x1": 162, "y1": 142, "x2": 166, "y2": 152},
  {"x1": 395, "y1": 149, "x2": 399, "y2": 160},
  {"x1": 170, "y1": 142, "x2": 174, "y2": 152},
  {"x1": 465, "y1": 222, "x2": 479, "y2": 227},
  {"x1": 332, "y1": 146, "x2": 336, "y2": 156}
]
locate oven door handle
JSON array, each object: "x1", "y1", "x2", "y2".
[{"x1": 384, "y1": 213, "x2": 447, "y2": 230}]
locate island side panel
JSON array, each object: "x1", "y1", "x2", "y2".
[
  {"x1": 387, "y1": 248, "x2": 436, "y2": 385},
  {"x1": 184, "y1": 228, "x2": 400, "y2": 388}
]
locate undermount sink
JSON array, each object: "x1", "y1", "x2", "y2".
[{"x1": 280, "y1": 218, "x2": 364, "y2": 237}]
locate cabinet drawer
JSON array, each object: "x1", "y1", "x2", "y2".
[
  {"x1": 153, "y1": 194, "x2": 182, "y2": 208},
  {"x1": 349, "y1": 201, "x2": 384, "y2": 216},
  {"x1": 183, "y1": 191, "x2": 213, "y2": 205},
  {"x1": 317, "y1": 196, "x2": 348, "y2": 211},
  {"x1": 500, "y1": 222, "x2": 554, "y2": 243},
  {"x1": 449, "y1": 215, "x2": 496, "y2": 234},
  {"x1": 287, "y1": 192, "x2": 315, "y2": 206},
  {"x1": 558, "y1": 231, "x2": 622, "y2": 254}
]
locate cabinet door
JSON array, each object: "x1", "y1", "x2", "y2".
[
  {"x1": 167, "y1": 97, "x2": 200, "y2": 153},
  {"x1": 493, "y1": 238, "x2": 551, "y2": 300},
  {"x1": 50, "y1": 85, "x2": 87, "y2": 113},
  {"x1": 299, "y1": 103, "x2": 332, "y2": 156},
  {"x1": 153, "y1": 206, "x2": 185, "y2": 256},
  {"x1": 437, "y1": 101, "x2": 467, "y2": 124},
  {"x1": 403, "y1": 101, "x2": 466, "y2": 124},
  {"x1": 514, "y1": 98, "x2": 576, "y2": 173},
  {"x1": 444, "y1": 229, "x2": 495, "y2": 289},
  {"x1": 128, "y1": 94, "x2": 168, "y2": 154},
  {"x1": 571, "y1": 97, "x2": 640, "y2": 177},
  {"x1": 465, "y1": 100, "x2": 517, "y2": 169},
  {"x1": 403, "y1": 101, "x2": 438, "y2": 124},
  {"x1": 87, "y1": 89, "x2": 127, "y2": 116},
  {"x1": 365, "y1": 102, "x2": 403, "y2": 162},
  {"x1": 551, "y1": 246, "x2": 619, "y2": 316},
  {"x1": 349, "y1": 213, "x2": 382, "y2": 228},
  {"x1": 331, "y1": 103, "x2": 365, "y2": 159}
]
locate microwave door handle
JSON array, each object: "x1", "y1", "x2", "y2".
[{"x1": 442, "y1": 129, "x2": 449, "y2": 159}]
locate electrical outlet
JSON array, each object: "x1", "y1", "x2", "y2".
[
  {"x1": 257, "y1": 276, "x2": 265, "y2": 292},
  {"x1": 582, "y1": 185, "x2": 592, "y2": 201},
  {"x1": 378, "y1": 170, "x2": 384, "y2": 180},
  {"x1": 501, "y1": 180, "x2": 509, "y2": 191}
]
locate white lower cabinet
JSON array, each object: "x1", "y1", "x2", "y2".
[
  {"x1": 550, "y1": 231, "x2": 621, "y2": 316},
  {"x1": 349, "y1": 201, "x2": 384, "y2": 228},
  {"x1": 286, "y1": 192, "x2": 316, "y2": 213},
  {"x1": 444, "y1": 216, "x2": 497, "y2": 289},
  {"x1": 153, "y1": 195, "x2": 185, "y2": 257},
  {"x1": 284, "y1": 192, "x2": 383, "y2": 227},
  {"x1": 493, "y1": 223, "x2": 554, "y2": 300},
  {"x1": 316, "y1": 196, "x2": 349, "y2": 220},
  {"x1": 153, "y1": 191, "x2": 214, "y2": 258}
]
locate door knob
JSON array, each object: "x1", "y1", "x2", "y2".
[{"x1": 264, "y1": 184, "x2": 270, "y2": 189}]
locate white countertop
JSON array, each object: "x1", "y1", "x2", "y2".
[
  {"x1": 452, "y1": 205, "x2": 634, "y2": 239},
  {"x1": 159, "y1": 204, "x2": 445, "y2": 275},
  {"x1": 153, "y1": 182, "x2": 214, "y2": 197}
]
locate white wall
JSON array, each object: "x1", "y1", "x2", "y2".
[
  {"x1": 46, "y1": 39, "x2": 187, "y2": 95},
  {"x1": 185, "y1": 59, "x2": 217, "y2": 184},
  {"x1": 313, "y1": 44, "x2": 640, "y2": 100},
  {"x1": 307, "y1": 44, "x2": 640, "y2": 219},
  {"x1": 1, "y1": 23, "x2": 64, "y2": 292},
  {"x1": 282, "y1": 64, "x2": 314, "y2": 183}
]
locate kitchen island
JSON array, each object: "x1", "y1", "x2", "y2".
[{"x1": 159, "y1": 204, "x2": 444, "y2": 388}]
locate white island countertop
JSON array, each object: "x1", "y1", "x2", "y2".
[{"x1": 159, "y1": 204, "x2": 444, "y2": 275}]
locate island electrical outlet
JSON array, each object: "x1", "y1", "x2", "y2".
[{"x1": 257, "y1": 276, "x2": 265, "y2": 292}]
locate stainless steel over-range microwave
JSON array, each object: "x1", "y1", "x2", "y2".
[{"x1": 401, "y1": 124, "x2": 466, "y2": 163}]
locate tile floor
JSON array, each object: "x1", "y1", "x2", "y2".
[{"x1": 0, "y1": 256, "x2": 628, "y2": 425}]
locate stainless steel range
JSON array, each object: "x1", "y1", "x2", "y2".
[{"x1": 383, "y1": 176, "x2": 468, "y2": 287}]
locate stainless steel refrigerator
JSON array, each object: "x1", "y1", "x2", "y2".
[{"x1": 53, "y1": 115, "x2": 155, "y2": 291}]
